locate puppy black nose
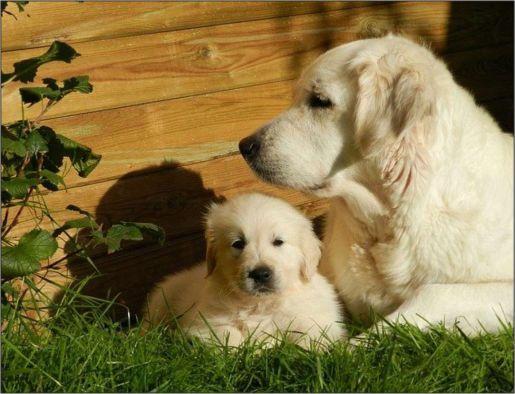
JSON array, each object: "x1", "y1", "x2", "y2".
[
  {"x1": 248, "y1": 266, "x2": 273, "y2": 284},
  {"x1": 239, "y1": 134, "x2": 261, "y2": 159}
]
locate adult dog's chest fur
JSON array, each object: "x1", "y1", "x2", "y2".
[
  {"x1": 319, "y1": 194, "x2": 469, "y2": 323},
  {"x1": 320, "y1": 175, "x2": 512, "y2": 324}
]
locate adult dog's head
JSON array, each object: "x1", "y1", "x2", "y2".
[
  {"x1": 239, "y1": 35, "x2": 451, "y2": 195},
  {"x1": 204, "y1": 193, "x2": 321, "y2": 296}
]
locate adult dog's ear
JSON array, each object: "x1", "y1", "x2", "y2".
[
  {"x1": 352, "y1": 46, "x2": 436, "y2": 199},
  {"x1": 352, "y1": 50, "x2": 435, "y2": 152},
  {"x1": 300, "y1": 227, "x2": 322, "y2": 282}
]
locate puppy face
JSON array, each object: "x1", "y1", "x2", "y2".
[
  {"x1": 239, "y1": 35, "x2": 446, "y2": 194},
  {"x1": 205, "y1": 193, "x2": 321, "y2": 296}
]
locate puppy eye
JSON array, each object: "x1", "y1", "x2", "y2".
[
  {"x1": 231, "y1": 239, "x2": 246, "y2": 250},
  {"x1": 272, "y1": 239, "x2": 284, "y2": 247},
  {"x1": 308, "y1": 94, "x2": 333, "y2": 109}
]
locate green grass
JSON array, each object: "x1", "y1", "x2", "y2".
[{"x1": 2, "y1": 295, "x2": 513, "y2": 393}]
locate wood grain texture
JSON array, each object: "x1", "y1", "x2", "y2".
[
  {"x1": 42, "y1": 80, "x2": 293, "y2": 189},
  {"x1": 2, "y1": 2, "x2": 366, "y2": 51},
  {"x1": 3, "y1": 2, "x2": 513, "y2": 318},
  {"x1": 1, "y1": 2, "x2": 457, "y2": 123},
  {"x1": 14, "y1": 154, "x2": 328, "y2": 243},
  {"x1": 3, "y1": 2, "x2": 512, "y2": 123},
  {"x1": 36, "y1": 41, "x2": 513, "y2": 191}
]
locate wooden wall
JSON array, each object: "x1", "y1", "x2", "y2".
[{"x1": 2, "y1": 2, "x2": 513, "y2": 320}]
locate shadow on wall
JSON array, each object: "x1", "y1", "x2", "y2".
[
  {"x1": 283, "y1": 2, "x2": 338, "y2": 78},
  {"x1": 62, "y1": 162, "x2": 223, "y2": 322},
  {"x1": 445, "y1": 2, "x2": 514, "y2": 132},
  {"x1": 59, "y1": 159, "x2": 327, "y2": 323},
  {"x1": 268, "y1": 1, "x2": 514, "y2": 133},
  {"x1": 271, "y1": 2, "x2": 410, "y2": 81},
  {"x1": 52, "y1": 1, "x2": 515, "y2": 323}
]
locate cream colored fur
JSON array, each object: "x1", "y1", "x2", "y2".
[
  {"x1": 143, "y1": 193, "x2": 344, "y2": 347},
  {"x1": 240, "y1": 35, "x2": 513, "y2": 335}
]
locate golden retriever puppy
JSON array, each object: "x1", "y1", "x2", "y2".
[
  {"x1": 143, "y1": 193, "x2": 344, "y2": 348},
  {"x1": 239, "y1": 35, "x2": 513, "y2": 335}
]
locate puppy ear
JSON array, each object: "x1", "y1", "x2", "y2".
[
  {"x1": 204, "y1": 202, "x2": 220, "y2": 277},
  {"x1": 300, "y1": 227, "x2": 322, "y2": 282},
  {"x1": 205, "y1": 228, "x2": 217, "y2": 277}
]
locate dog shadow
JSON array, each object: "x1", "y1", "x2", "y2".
[{"x1": 58, "y1": 161, "x2": 224, "y2": 323}]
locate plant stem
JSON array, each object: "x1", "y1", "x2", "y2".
[
  {"x1": 39, "y1": 248, "x2": 85, "y2": 271},
  {"x1": 2, "y1": 154, "x2": 45, "y2": 238},
  {"x1": 32, "y1": 99, "x2": 56, "y2": 125},
  {"x1": 15, "y1": 153, "x2": 31, "y2": 177},
  {"x1": 1, "y1": 73, "x2": 18, "y2": 88},
  {"x1": 2, "y1": 187, "x2": 35, "y2": 238},
  {"x1": 2, "y1": 207, "x2": 9, "y2": 232}
]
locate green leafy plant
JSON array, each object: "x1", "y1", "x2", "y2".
[
  {"x1": 1, "y1": 1, "x2": 28, "y2": 18},
  {"x1": 1, "y1": 3, "x2": 165, "y2": 329}
]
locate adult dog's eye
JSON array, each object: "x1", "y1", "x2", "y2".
[
  {"x1": 273, "y1": 239, "x2": 284, "y2": 247},
  {"x1": 308, "y1": 94, "x2": 333, "y2": 109},
  {"x1": 231, "y1": 239, "x2": 246, "y2": 250}
]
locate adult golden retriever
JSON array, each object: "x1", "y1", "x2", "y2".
[
  {"x1": 239, "y1": 35, "x2": 513, "y2": 335},
  {"x1": 144, "y1": 193, "x2": 344, "y2": 347}
]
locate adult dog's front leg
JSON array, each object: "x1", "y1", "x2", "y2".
[
  {"x1": 380, "y1": 282, "x2": 513, "y2": 335},
  {"x1": 313, "y1": 169, "x2": 388, "y2": 228}
]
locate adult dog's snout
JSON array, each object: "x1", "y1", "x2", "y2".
[
  {"x1": 239, "y1": 134, "x2": 261, "y2": 160},
  {"x1": 248, "y1": 266, "x2": 273, "y2": 285}
]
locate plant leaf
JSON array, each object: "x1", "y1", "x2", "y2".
[
  {"x1": 105, "y1": 224, "x2": 144, "y2": 254},
  {"x1": 16, "y1": 1, "x2": 29, "y2": 13},
  {"x1": 38, "y1": 126, "x2": 64, "y2": 172},
  {"x1": 120, "y1": 221, "x2": 166, "y2": 245},
  {"x1": 62, "y1": 75, "x2": 93, "y2": 94},
  {"x1": 1, "y1": 177, "x2": 38, "y2": 199},
  {"x1": 19, "y1": 229, "x2": 58, "y2": 260},
  {"x1": 19, "y1": 86, "x2": 61, "y2": 105},
  {"x1": 1, "y1": 246, "x2": 40, "y2": 279},
  {"x1": 72, "y1": 152, "x2": 102, "y2": 177},
  {"x1": 66, "y1": 204, "x2": 93, "y2": 217},
  {"x1": 40, "y1": 169, "x2": 64, "y2": 191},
  {"x1": 37, "y1": 127, "x2": 101, "y2": 177},
  {"x1": 52, "y1": 216, "x2": 99, "y2": 237},
  {"x1": 6, "y1": 41, "x2": 80, "y2": 84},
  {"x1": 25, "y1": 130, "x2": 49, "y2": 154},
  {"x1": 1, "y1": 229, "x2": 57, "y2": 279},
  {"x1": 1, "y1": 282, "x2": 18, "y2": 297},
  {"x1": 1, "y1": 129, "x2": 27, "y2": 157},
  {"x1": 5, "y1": 120, "x2": 30, "y2": 138},
  {"x1": 56, "y1": 133, "x2": 101, "y2": 177},
  {"x1": 1, "y1": 301, "x2": 13, "y2": 321},
  {"x1": 20, "y1": 75, "x2": 93, "y2": 105}
]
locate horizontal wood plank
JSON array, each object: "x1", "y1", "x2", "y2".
[
  {"x1": 31, "y1": 42, "x2": 513, "y2": 191},
  {"x1": 13, "y1": 154, "x2": 329, "y2": 243},
  {"x1": 42, "y1": 80, "x2": 292, "y2": 188},
  {"x1": 6, "y1": 2, "x2": 513, "y2": 123},
  {"x1": 4, "y1": 1, "x2": 513, "y2": 321},
  {"x1": 3, "y1": 2, "x2": 512, "y2": 123},
  {"x1": 2, "y1": 2, "x2": 367, "y2": 51}
]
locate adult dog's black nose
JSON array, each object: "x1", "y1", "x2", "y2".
[
  {"x1": 248, "y1": 266, "x2": 273, "y2": 284},
  {"x1": 239, "y1": 134, "x2": 260, "y2": 159}
]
